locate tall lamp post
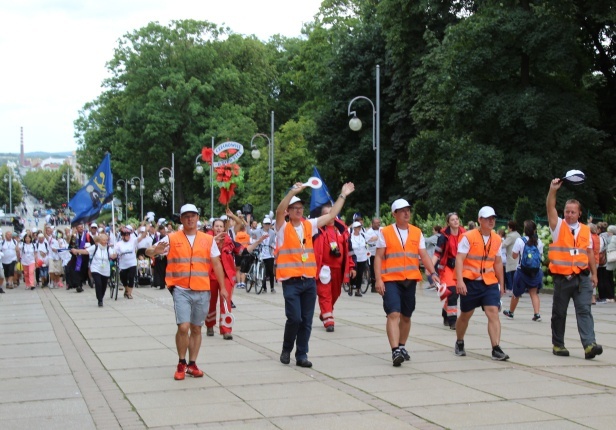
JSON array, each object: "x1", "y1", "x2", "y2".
[
  {"x1": 195, "y1": 137, "x2": 215, "y2": 219},
  {"x1": 116, "y1": 179, "x2": 129, "y2": 221},
  {"x1": 250, "y1": 111, "x2": 275, "y2": 213},
  {"x1": 61, "y1": 170, "x2": 70, "y2": 209},
  {"x1": 3, "y1": 170, "x2": 16, "y2": 213},
  {"x1": 159, "y1": 153, "x2": 175, "y2": 214},
  {"x1": 347, "y1": 65, "x2": 380, "y2": 217},
  {"x1": 130, "y1": 165, "x2": 145, "y2": 221}
]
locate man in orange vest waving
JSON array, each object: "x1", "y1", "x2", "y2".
[
  {"x1": 276, "y1": 181, "x2": 355, "y2": 368},
  {"x1": 454, "y1": 206, "x2": 509, "y2": 361},
  {"x1": 147, "y1": 204, "x2": 228, "y2": 380},
  {"x1": 547, "y1": 179, "x2": 602, "y2": 359},
  {"x1": 374, "y1": 199, "x2": 440, "y2": 367}
]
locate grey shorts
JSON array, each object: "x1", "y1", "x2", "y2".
[{"x1": 172, "y1": 287, "x2": 211, "y2": 326}]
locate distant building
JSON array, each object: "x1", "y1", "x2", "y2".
[{"x1": 40, "y1": 157, "x2": 67, "y2": 171}]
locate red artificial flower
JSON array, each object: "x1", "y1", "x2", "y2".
[
  {"x1": 227, "y1": 149, "x2": 237, "y2": 155},
  {"x1": 201, "y1": 147, "x2": 213, "y2": 164},
  {"x1": 219, "y1": 151, "x2": 228, "y2": 159}
]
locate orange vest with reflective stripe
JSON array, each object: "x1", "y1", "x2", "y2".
[
  {"x1": 165, "y1": 231, "x2": 213, "y2": 291},
  {"x1": 548, "y1": 222, "x2": 590, "y2": 275},
  {"x1": 461, "y1": 229, "x2": 501, "y2": 284},
  {"x1": 381, "y1": 224, "x2": 422, "y2": 282},
  {"x1": 275, "y1": 220, "x2": 317, "y2": 279},
  {"x1": 235, "y1": 231, "x2": 250, "y2": 247}
]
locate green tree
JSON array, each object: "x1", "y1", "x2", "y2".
[{"x1": 513, "y1": 196, "x2": 535, "y2": 228}]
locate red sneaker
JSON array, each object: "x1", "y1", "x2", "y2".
[
  {"x1": 174, "y1": 363, "x2": 187, "y2": 380},
  {"x1": 186, "y1": 363, "x2": 204, "y2": 377}
]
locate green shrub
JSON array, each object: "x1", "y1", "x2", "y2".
[
  {"x1": 513, "y1": 196, "x2": 535, "y2": 228},
  {"x1": 460, "y1": 198, "x2": 479, "y2": 225}
]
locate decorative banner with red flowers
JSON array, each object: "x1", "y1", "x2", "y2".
[{"x1": 201, "y1": 141, "x2": 245, "y2": 205}]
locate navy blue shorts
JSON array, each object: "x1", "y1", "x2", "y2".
[
  {"x1": 512, "y1": 269, "x2": 542, "y2": 298},
  {"x1": 383, "y1": 280, "x2": 417, "y2": 317},
  {"x1": 460, "y1": 279, "x2": 500, "y2": 312}
]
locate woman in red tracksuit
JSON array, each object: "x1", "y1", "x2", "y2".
[
  {"x1": 205, "y1": 219, "x2": 265, "y2": 340},
  {"x1": 432, "y1": 212, "x2": 466, "y2": 330}
]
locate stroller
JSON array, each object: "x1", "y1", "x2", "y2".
[{"x1": 135, "y1": 256, "x2": 153, "y2": 287}]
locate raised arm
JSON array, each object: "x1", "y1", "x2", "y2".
[
  {"x1": 276, "y1": 182, "x2": 306, "y2": 227},
  {"x1": 316, "y1": 182, "x2": 355, "y2": 228},
  {"x1": 546, "y1": 178, "x2": 562, "y2": 231}
]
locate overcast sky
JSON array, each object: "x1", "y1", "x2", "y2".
[{"x1": 0, "y1": 0, "x2": 322, "y2": 154}]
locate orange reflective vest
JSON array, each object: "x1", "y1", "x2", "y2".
[
  {"x1": 381, "y1": 224, "x2": 422, "y2": 282},
  {"x1": 275, "y1": 220, "x2": 317, "y2": 280},
  {"x1": 461, "y1": 229, "x2": 501, "y2": 284},
  {"x1": 235, "y1": 231, "x2": 250, "y2": 247},
  {"x1": 548, "y1": 222, "x2": 590, "y2": 275},
  {"x1": 166, "y1": 231, "x2": 213, "y2": 291}
]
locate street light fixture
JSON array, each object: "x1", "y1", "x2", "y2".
[
  {"x1": 116, "y1": 179, "x2": 129, "y2": 221},
  {"x1": 347, "y1": 65, "x2": 380, "y2": 217},
  {"x1": 3, "y1": 170, "x2": 17, "y2": 213},
  {"x1": 158, "y1": 153, "x2": 175, "y2": 214},
  {"x1": 61, "y1": 170, "x2": 70, "y2": 211},
  {"x1": 249, "y1": 111, "x2": 275, "y2": 213},
  {"x1": 130, "y1": 165, "x2": 145, "y2": 221}
]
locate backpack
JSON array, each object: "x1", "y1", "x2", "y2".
[{"x1": 520, "y1": 237, "x2": 541, "y2": 276}]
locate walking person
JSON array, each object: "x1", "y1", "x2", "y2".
[
  {"x1": 502, "y1": 220, "x2": 544, "y2": 321},
  {"x1": 72, "y1": 234, "x2": 116, "y2": 307},
  {"x1": 432, "y1": 212, "x2": 466, "y2": 330},
  {"x1": 374, "y1": 199, "x2": 440, "y2": 366},
  {"x1": 503, "y1": 221, "x2": 521, "y2": 295},
  {"x1": 20, "y1": 233, "x2": 37, "y2": 290},
  {"x1": 364, "y1": 217, "x2": 381, "y2": 293},
  {"x1": 547, "y1": 179, "x2": 602, "y2": 359},
  {"x1": 454, "y1": 206, "x2": 509, "y2": 361},
  {"x1": 349, "y1": 221, "x2": 367, "y2": 297},
  {"x1": 67, "y1": 224, "x2": 95, "y2": 292},
  {"x1": 115, "y1": 227, "x2": 138, "y2": 299},
  {"x1": 147, "y1": 204, "x2": 227, "y2": 380},
  {"x1": 276, "y1": 181, "x2": 355, "y2": 367},
  {"x1": 151, "y1": 225, "x2": 168, "y2": 290},
  {"x1": 1, "y1": 230, "x2": 20, "y2": 289},
  {"x1": 259, "y1": 217, "x2": 277, "y2": 293}
]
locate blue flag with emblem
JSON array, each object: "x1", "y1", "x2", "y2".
[
  {"x1": 309, "y1": 166, "x2": 334, "y2": 218},
  {"x1": 69, "y1": 153, "x2": 113, "y2": 227}
]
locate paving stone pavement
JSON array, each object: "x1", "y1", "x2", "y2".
[{"x1": 1, "y1": 282, "x2": 615, "y2": 429}]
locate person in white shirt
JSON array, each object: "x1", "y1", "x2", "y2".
[
  {"x1": 502, "y1": 220, "x2": 544, "y2": 321},
  {"x1": 1, "y1": 230, "x2": 20, "y2": 288},
  {"x1": 349, "y1": 221, "x2": 369, "y2": 297},
  {"x1": 115, "y1": 227, "x2": 138, "y2": 299},
  {"x1": 73, "y1": 234, "x2": 117, "y2": 307},
  {"x1": 259, "y1": 217, "x2": 277, "y2": 293},
  {"x1": 364, "y1": 217, "x2": 381, "y2": 293}
]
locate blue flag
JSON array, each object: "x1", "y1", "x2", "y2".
[
  {"x1": 69, "y1": 154, "x2": 113, "y2": 227},
  {"x1": 309, "y1": 167, "x2": 334, "y2": 218}
]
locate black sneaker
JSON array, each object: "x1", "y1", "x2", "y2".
[
  {"x1": 553, "y1": 346, "x2": 570, "y2": 356},
  {"x1": 392, "y1": 349, "x2": 404, "y2": 367},
  {"x1": 491, "y1": 346, "x2": 509, "y2": 361},
  {"x1": 454, "y1": 340, "x2": 466, "y2": 356},
  {"x1": 399, "y1": 348, "x2": 410, "y2": 361},
  {"x1": 280, "y1": 350, "x2": 291, "y2": 365},
  {"x1": 271, "y1": 288, "x2": 276, "y2": 293},
  {"x1": 532, "y1": 314, "x2": 541, "y2": 322},
  {"x1": 584, "y1": 343, "x2": 603, "y2": 360},
  {"x1": 0, "y1": 288, "x2": 4, "y2": 294},
  {"x1": 503, "y1": 310, "x2": 514, "y2": 319}
]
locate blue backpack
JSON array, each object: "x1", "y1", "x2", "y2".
[{"x1": 520, "y1": 237, "x2": 541, "y2": 276}]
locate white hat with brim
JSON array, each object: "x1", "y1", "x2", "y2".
[
  {"x1": 289, "y1": 196, "x2": 303, "y2": 206},
  {"x1": 90, "y1": 223, "x2": 98, "y2": 228},
  {"x1": 263, "y1": 218, "x2": 272, "y2": 224},
  {"x1": 478, "y1": 206, "x2": 497, "y2": 218},
  {"x1": 180, "y1": 204, "x2": 199, "y2": 215},
  {"x1": 391, "y1": 199, "x2": 411, "y2": 212},
  {"x1": 220, "y1": 215, "x2": 228, "y2": 221},
  {"x1": 351, "y1": 221, "x2": 362, "y2": 228}
]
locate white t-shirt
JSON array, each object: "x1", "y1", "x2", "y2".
[
  {"x1": 87, "y1": 244, "x2": 113, "y2": 277},
  {"x1": 137, "y1": 234, "x2": 153, "y2": 250},
  {"x1": 260, "y1": 230, "x2": 275, "y2": 259},
  {"x1": 20, "y1": 243, "x2": 36, "y2": 266},
  {"x1": 350, "y1": 233, "x2": 369, "y2": 262},
  {"x1": 115, "y1": 238, "x2": 138, "y2": 270},
  {"x1": 364, "y1": 227, "x2": 380, "y2": 256},
  {"x1": 1, "y1": 238, "x2": 18, "y2": 264},
  {"x1": 376, "y1": 226, "x2": 426, "y2": 250},
  {"x1": 511, "y1": 236, "x2": 544, "y2": 269},
  {"x1": 550, "y1": 218, "x2": 593, "y2": 249}
]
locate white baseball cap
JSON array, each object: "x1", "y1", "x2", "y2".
[
  {"x1": 263, "y1": 217, "x2": 272, "y2": 224},
  {"x1": 157, "y1": 218, "x2": 166, "y2": 226},
  {"x1": 289, "y1": 196, "x2": 303, "y2": 206},
  {"x1": 478, "y1": 206, "x2": 497, "y2": 218},
  {"x1": 180, "y1": 204, "x2": 199, "y2": 215},
  {"x1": 139, "y1": 226, "x2": 146, "y2": 232},
  {"x1": 220, "y1": 215, "x2": 228, "y2": 221},
  {"x1": 90, "y1": 223, "x2": 98, "y2": 228},
  {"x1": 351, "y1": 221, "x2": 362, "y2": 228},
  {"x1": 391, "y1": 199, "x2": 411, "y2": 212}
]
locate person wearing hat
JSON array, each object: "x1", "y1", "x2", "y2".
[
  {"x1": 259, "y1": 217, "x2": 277, "y2": 293},
  {"x1": 313, "y1": 202, "x2": 355, "y2": 332},
  {"x1": 454, "y1": 206, "x2": 508, "y2": 361},
  {"x1": 276, "y1": 181, "x2": 355, "y2": 368},
  {"x1": 147, "y1": 203, "x2": 227, "y2": 380},
  {"x1": 349, "y1": 221, "x2": 368, "y2": 297},
  {"x1": 374, "y1": 199, "x2": 440, "y2": 366},
  {"x1": 546, "y1": 179, "x2": 602, "y2": 359},
  {"x1": 67, "y1": 223, "x2": 95, "y2": 292}
]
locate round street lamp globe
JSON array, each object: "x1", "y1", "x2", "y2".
[
  {"x1": 251, "y1": 149, "x2": 261, "y2": 159},
  {"x1": 116, "y1": 185, "x2": 121, "y2": 191},
  {"x1": 349, "y1": 117, "x2": 363, "y2": 131},
  {"x1": 195, "y1": 164, "x2": 203, "y2": 174},
  {"x1": 131, "y1": 184, "x2": 136, "y2": 191},
  {"x1": 159, "y1": 177, "x2": 165, "y2": 184}
]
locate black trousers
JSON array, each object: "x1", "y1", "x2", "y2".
[
  {"x1": 92, "y1": 272, "x2": 109, "y2": 302},
  {"x1": 352, "y1": 260, "x2": 367, "y2": 290},
  {"x1": 262, "y1": 258, "x2": 275, "y2": 290}
]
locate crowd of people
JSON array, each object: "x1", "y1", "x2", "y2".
[{"x1": 1, "y1": 177, "x2": 614, "y2": 378}]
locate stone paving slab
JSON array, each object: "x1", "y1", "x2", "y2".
[{"x1": 1, "y1": 282, "x2": 616, "y2": 429}]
